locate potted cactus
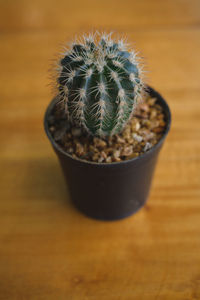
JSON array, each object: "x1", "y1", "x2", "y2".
[{"x1": 44, "y1": 32, "x2": 171, "y2": 220}]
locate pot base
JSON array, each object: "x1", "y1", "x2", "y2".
[{"x1": 73, "y1": 199, "x2": 148, "y2": 221}]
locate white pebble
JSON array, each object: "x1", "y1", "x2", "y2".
[
  {"x1": 144, "y1": 142, "x2": 153, "y2": 152},
  {"x1": 133, "y1": 133, "x2": 143, "y2": 143},
  {"x1": 135, "y1": 122, "x2": 140, "y2": 131}
]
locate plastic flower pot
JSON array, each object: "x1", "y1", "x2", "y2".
[{"x1": 44, "y1": 86, "x2": 171, "y2": 221}]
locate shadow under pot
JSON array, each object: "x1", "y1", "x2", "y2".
[{"x1": 44, "y1": 86, "x2": 171, "y2": 221}]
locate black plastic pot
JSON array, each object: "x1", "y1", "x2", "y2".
[{"x1": 44, "y1": 86, "x2": 171, "y2": 221}]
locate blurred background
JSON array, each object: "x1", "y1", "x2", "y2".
[{"x1": 0, "y1": 0, "x2": 200, "y2": 299}]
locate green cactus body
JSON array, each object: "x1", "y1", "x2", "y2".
[{"x1": 57, "y1": 33, "x2": 143, "y2": 137}]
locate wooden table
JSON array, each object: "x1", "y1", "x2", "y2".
[{"x1": 0, "y1": 0, "x2": 200, "y2": 299}]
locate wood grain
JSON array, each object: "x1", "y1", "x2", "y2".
[{"x1": 0, "y1": 0, "x2": 200, "y2": 299}]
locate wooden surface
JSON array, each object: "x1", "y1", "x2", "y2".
[{"x1": 0, "y1": 0, "x2": 200, "y2": 299}]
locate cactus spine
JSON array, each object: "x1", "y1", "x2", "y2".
[{"x1": 57, "y1": 32, "x2": 143, "y2": 137}]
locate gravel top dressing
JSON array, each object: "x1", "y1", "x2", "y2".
[{"x1": 48, "y1": 93, "x2": 166, "y2": 163}]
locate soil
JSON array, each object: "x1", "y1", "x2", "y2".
[{"x1": 48, "y1": 94, "x2": 166, "y2": 163}]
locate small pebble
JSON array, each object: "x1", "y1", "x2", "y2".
[
  {"x1": 92, "y1": 153, "x2": 99, "y2": 161},
  {"x1": 128, "y1": 152, "x2": 139, "y2": 159},
  {"x1": 135, "y1": 122, "x2": 140, "y2": 131},
  {"x1": 131, "y1": 120, "x2": 140, "y2": 131},
  {"x1": 54, "y1": 127, "x2": 66, "y2": 141},
  {"x1": 150, "y1": 109, "x2": 157, "y2": 119},
  {"x1": 76, "y1": 143, "x2": 84, "y2": 156},
  {"x1": 152, "y1": 127, "x2": 163, "y2": 133},
  {"x1": 72, "y1": 128, "x2": 82, "y2": 137},
  {"x1": 49, "y1": 126, "x2": 55, "y2": 133},
  {"x1": 148, "y1": 97, "x2": 157, "y2": 106},
  {"x1": 106, "y1": 156, "x2": 112, "y2": 163},
  {"x1": 101, "y1": 151, "x2": 107, "y2": 159},
  {"x1": 133, "y1": 133, "x2": 143, "y2": 143},
  {"x1": 93, "y1": 137, "x2": 107, "y2": 148},
  {"x1": 98, "y1": 157, "x2": 104, "y2": 163},
  {"x1": 140, "y1": 103, "x2": 149, "y2": 112},
  {"x1": 67, "y1": 147, "x2": 74, "y2": 154},
  {"x1": 122, "y1": 146, "x2": 133, "y2": 156},
  {"x1": 144, "y1": 142, "x2": 153, "y2": 152},
  {"x1": 159, "y1": 120, "x2": 166, "y2": 127},
  {"x1": 143, "y1": 131, "x2": 155, "y2": 141},
  {"x1": 113, "y1": 150, "x2": 121, "y2": 160},
  {"x1": 116, "y1": 136, "x2": 126, "y2": 144}
]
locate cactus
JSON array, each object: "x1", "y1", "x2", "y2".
[{"x1": 57, "y1": 32, "x2": 143, "y2": 137}]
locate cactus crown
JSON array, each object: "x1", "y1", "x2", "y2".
[{"x1": 57, "y1": 32, "x2": 143, "y2": 137}]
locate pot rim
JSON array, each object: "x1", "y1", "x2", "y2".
[{"x1": 44, "y1": 86, "x2": 171, "y2": 167}]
